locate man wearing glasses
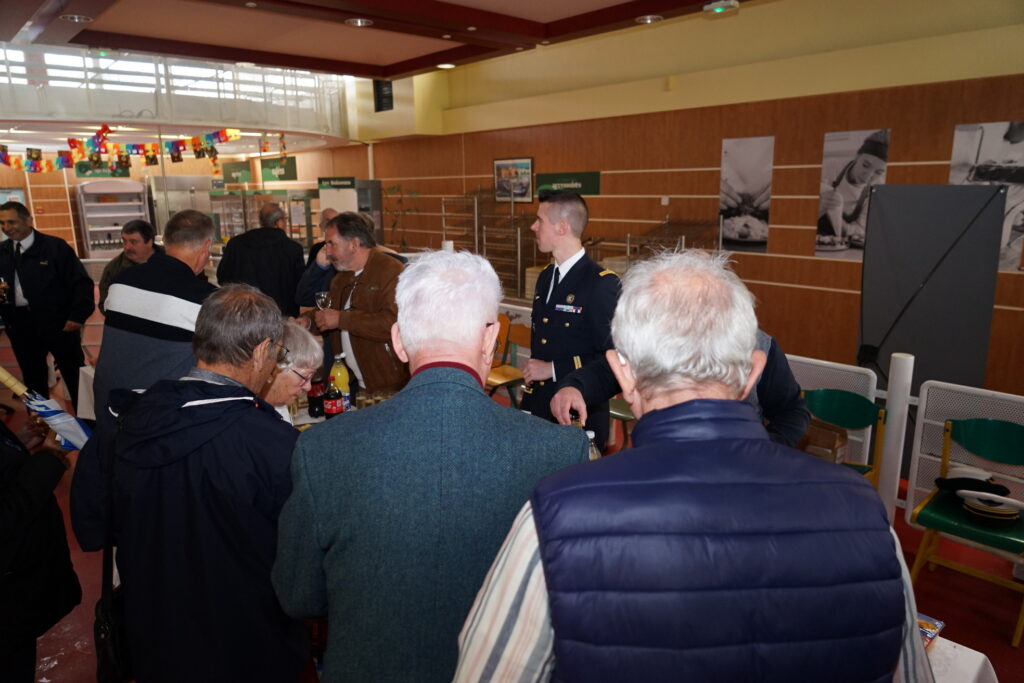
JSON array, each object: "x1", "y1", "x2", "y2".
[{"x1": 299, "y1": 212, "x2": 409, "y2": 395}]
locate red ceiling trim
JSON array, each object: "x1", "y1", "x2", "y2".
[{"x1": 69, "y1": 30, "x2": 387, "y2": 78}]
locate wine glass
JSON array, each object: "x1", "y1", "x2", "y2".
[{"x1": 314, "y1": 291, "x2": 331, "y2": 310}]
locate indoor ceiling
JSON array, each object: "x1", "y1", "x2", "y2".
[{"x1": 1, "y1": 0, "x2": 747, "y2": 80}]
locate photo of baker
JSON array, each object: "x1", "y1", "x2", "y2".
[
  {"x1": 949, "y1": 121, "x2": 1024, "y2": 271},
  {"x1": 816, "y1": 129, "x2": 890, "y2": 260},
  {"x1": 719, "y1": 136, "x2": 774, "y2": 254}
]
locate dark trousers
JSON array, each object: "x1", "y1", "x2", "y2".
[
  {"x1": 0, "y1": 636, "x2": 36, "y2": 682},
  {"x1": 5, "y1": 308, "x2": 84, "y2": 409},
  {"x1": 522, "y1": 381, "x2": 611, "y2": 451}
]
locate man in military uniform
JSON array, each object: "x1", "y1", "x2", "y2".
[{"x1": 521, "y1": 190, "x2": 619, "y2": 448}]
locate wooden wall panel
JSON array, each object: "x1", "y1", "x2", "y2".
[
  {"x1": 996, "y1": 272, "x2": 1024, "y2": 308},
  {"x1": 331, "y1": 145, "x2": 370, "y2": 178},
  {"x1": 375, "y1": 136, "x2": 463, "y2": 178},
  {"x1": 772, "y1": 168, "x2": 819, "y2": 196},
  {"x1": 766, "y1": 228, "x2": 815, "y2": 256},
  {"x1": 745, "y1": 282, "x2": 861, "y2": 362},
  {"x1": 985, "y1": 309, "x2": 1024, "y2": 394},
  {"x1": 886, "y1": 164, "x2": 950, "y2": 185},
  {"x1": 770, "y1": 198, "x2": 818, "y2": 226},
  {"x1": 603, "y1": 171, "x2": 717, "y2": 196},
  {"x1": 732, "y1": 253, "x2": 862, "y2": 291}
]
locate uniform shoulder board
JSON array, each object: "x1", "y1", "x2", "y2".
[{"x1": 599, "y1": 269, "x2": 617, "y2": 277}]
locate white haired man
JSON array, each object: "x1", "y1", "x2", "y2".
[
  {"x1": 273, "y1": 250, "x2": 589, "y2": 683},
  {"x1": 456, "y1": 251, "x2": 931, "y2": 683}
]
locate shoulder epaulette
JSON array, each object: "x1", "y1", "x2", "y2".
[{"x1": 599, "y1": 269, "x2": 617, "y2": 277}]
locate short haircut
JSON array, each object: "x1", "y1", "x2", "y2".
[
  {"x1": 319, "y1": 208, "x2": 339, "y2": 229},
  {"x1": 122, "y1": 219, "x2": 155, "y2": 243},
  {"x1": 279, "y1": 320, "x2": 322, "y2": 371},
  {"x1": 395, "y1": 250, "x2": 502, "y2": 357},
  {"x1": 165, "y1": 209, "x2": 214, "y2": 248},
  {"x1": 259, "y1": 202, "x2": 285, "y2": 228},
  {"x1": 538, "y1": 189, "x2": 588, "y2": 238},
  {"x1": 328, "y1": 211, "x2": 376, "y2": 248},
  {"x1": 193, "y1": 284, "x2": 284, "y2": 366},
  {"x1": 0, "y1": 201, "x2": 31, "y2": 220},
  {"x1": 612, "y1": 250, "x2": 757, "y2": 396}
]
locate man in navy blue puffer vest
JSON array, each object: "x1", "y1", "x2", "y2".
[{"x1": 455, "y1": 251, "x2": 928, "y2": 683}]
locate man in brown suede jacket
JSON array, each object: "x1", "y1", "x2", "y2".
[{"x1": 301, "y1": 212, "x2": 409, "y2": 394}]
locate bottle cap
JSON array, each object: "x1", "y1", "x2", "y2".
[
  {"x1": 328, "y1": 376, "x2": 334, "y2": 381},
  {"x1": 585, "y1": 430, "x2": 596, "y2": 440}
]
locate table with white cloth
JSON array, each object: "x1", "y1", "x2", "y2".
[{"x1": 929, "y1": 637, "x2": 999, "y2": 683}]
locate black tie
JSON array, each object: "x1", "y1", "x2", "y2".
[
  {"x1": 548, "y1": 268, "x2": 560, "y2": 304},
  {"x1": 14, "y1": 242, "x2": 22, "y2": 271}
]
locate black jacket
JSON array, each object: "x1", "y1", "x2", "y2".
[
  {"x1": 217, "y1": 227, "x2": 305, "y2": 316},
  {"x1": 0, "y1": 423, "x2": 81, "y2": 639},
  {"x1": 71, "y1": 379, "x2": 307, "y2": 683},
  {"x1": 0, "y1": 230, "x2": 94, "y2": 329}
]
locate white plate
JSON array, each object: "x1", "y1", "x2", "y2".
[{"x1": 956, "y1": 490, "x2": 1024, "y2": 511}]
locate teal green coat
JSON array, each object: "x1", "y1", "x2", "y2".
[{"x1": 272, "y1": 366, "x2": 589, "y2": 683}]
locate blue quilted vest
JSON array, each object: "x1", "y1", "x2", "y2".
[{"x1": 532, "y1": 399, "x2": 905, "y2": 683}]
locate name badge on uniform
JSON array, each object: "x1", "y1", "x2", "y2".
[{"x1": 554, "y1": 304, "x2": 583, "y2": 314}]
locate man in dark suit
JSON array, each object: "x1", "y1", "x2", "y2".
[
  {"x1": 216, "y1": 201, "x2": 305, "y2": 316},
  {"x1": 521, "y1": 190, "x2": 620, "y2": 448},
  {"x1": 273, "y1": 250, "x2": 589, "y2": 683},
  {"x1": 0, "y1": 201, "x2": 94, "y2": 407}
]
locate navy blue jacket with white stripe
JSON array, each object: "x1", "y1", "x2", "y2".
[
  {"x1": 93, "y1": 251, "x2": 216, "y2": 424},
  {"x1": 532, "y1": 398, "x2": 905, "y2": 683}
]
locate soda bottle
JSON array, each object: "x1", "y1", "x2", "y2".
[
  {"x1": 330, "y1": 353, "x2": 353, "y2": 411},
  {"x1": 323, "y1": 377, "x2": 345, "y2": 419},
  {"x1": 307, "y1": 376, "x2": 326, "y2": 418},
  {"x1": 585, "y1": 430, "x2": 602, "y2": 461}
]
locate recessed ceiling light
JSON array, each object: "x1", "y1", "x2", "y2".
[
  {"x1": 437, "y1": 63, "x2": 456, "y2": 70},
  {"x1": 59, "y1": 14, "x2": 93, "y2": 23},
  {"x1": 345, "y1": 17, "x2": 373, "y2": 27},
  {"x1": 540, "y1": 40, "x2": 550, "y2": 45},
  {"x1": 636, "y1": 15, "x2": 664, "y2": 24},
  {"x1": 466, "y1": 26, "x2": 476, "y2": 31},
  {"x1": 244, "y1": 2, "x2": 258, "y2": 7},
  {"x1": 442, "y1": 34, "x2": 451, "y2": 39},
  {"x1": 515, "y1": 47, "x2": 524, "y2": 51},
  {"x1": 236, "y1": 61, "x2": 255, "y2": 68}
]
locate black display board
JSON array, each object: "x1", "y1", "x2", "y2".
[{"x1": 859, "y1": 185, "x2": 1006, "y2": 393}]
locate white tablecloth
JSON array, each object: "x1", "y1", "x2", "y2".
[
  {"x1": 929, "y1": 637, "x2": 999, "y2": 683},
  {"x1": 77, "y1": 365, "x2": 95, "y2": 420}
]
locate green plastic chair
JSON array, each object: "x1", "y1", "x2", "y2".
[
  {"x1": 802, "y1": 388, "x2": 886, "y2": 488},
  {"x1": 909, "y1": 418, "x2": 1024, "y2": 647}
]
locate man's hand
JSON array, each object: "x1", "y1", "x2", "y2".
[
  {"x1": 313, "y1": 308, "x2": 341, "y2": 331},
  {"x1": 523, "y1": 358, "x2": 553, "y2": 385},
  {"x1": 551, "y1": 386, "x2": 587, "y2": 425},
  {"x1": 315, "y1": 246, "x2": 331, "y2": 268},
  {"x1": 63, "y1": 320, "x2": 82, "y2": 332}
]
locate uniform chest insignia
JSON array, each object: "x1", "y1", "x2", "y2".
[
  {"x1": 566, "y1": 293, "x2": 575, "y2": 304},
  {"x1": 554, "y1": 304, "x2": 583, "y2": 314}
]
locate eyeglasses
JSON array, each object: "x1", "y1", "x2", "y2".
[{"x1": 289, "y1": 367, "x2": 314, "y2": 385}]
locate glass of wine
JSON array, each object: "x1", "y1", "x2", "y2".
[{"x1": 314, "y1": 291, "x2": 331, "y2": 310}]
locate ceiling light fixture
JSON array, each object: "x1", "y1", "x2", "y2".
[
  {"x1": 540, "y1": 40, "x2": 550, "y2": 45},
  {"x1": 345, "y1": 17, "x2": 373, "y2": 27},
  {"x1": 703, "y1": 0, "x2": 740, "y2": 13},
  {"x1": 244, "y1": 2, "x2": 258, "y2": 7},
  {"x1": 437, "y1": 63, "x2": 456, "y2": 70},
  {"x1": 636, "y1": 15, "x2": 664, "y2": 24},
  {"x1": 466, "y1": 26, "x2": 477, "y2": 31},
  {"x1": 442, "y1": 34, "x2": 451, "y2": 39},
  {"x1": 59, "y1": 14, "x2": 93, "y2": 23}
]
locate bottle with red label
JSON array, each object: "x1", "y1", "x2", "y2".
[
  {"x1": 307, "y1": 376, "x2": 326, "y2": 418},
  {"x1": 323, "y1": 376, "x2": 346, "y2": 419}
]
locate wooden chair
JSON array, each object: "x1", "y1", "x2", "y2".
[
  {"x1": 802, "y1": 388, "x2": 886, "y2": 488},
  {"x1": 487, "y1": 321, "x2": 530, "y2": 408},
  {"x1": 909, "y1": 418, "x2": 1024, "y2": 647}
]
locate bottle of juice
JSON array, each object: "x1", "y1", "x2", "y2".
[{"x1": 330, "y1": 353, "x2": 352, "y2": 411}]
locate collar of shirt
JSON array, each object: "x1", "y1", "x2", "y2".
[
  {"x1": 15, "y1": 230, "x2": 36, "y2": 252},
  {"x1": 555, "y1": 247, "x2": 586, "y2": 281},
  {"x1": 412, "y1": 361, "x2": 484, "y2": 388},
  {"x1": 182, "y1": 367, "x2": 248, "y2": 388}
]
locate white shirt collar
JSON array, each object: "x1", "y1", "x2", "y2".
[
  {"x1": 15, "y1": 230, "x2": 35, "y2": 251},
  {"x1": 555, "y1": 247, "x2": 586, "y2": 279}
]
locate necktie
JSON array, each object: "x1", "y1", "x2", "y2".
[
  {"x1": 14, "y1": 242, "x2": 22, "y2": 271},
  {"x1": 547, "y1": 267, "x2": 560, "y2": 304}
]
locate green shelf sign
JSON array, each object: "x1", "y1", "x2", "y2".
[
  {"x1": 261, "y1": 156, "x2": 297, "y2": 182},
  {"x1": 318, "y1": 176, "x2": 356, "y2": 189},
  {"x1": 536, "y1": 171, "x2": 601, "y2": 195},
  {"x1": 223, "y1": 161, "x2": 251, "y2": 183}
]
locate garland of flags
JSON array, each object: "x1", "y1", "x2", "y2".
[{"x1": 0, "y1": 125, "x2": 242, "y2": 174}]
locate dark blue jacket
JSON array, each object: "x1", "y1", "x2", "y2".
[
  {"x1": 71, "y1": 379, "x2": 307, "y2": 683},
  {"x1": 532, "y1": 399, "x2": 904, "y2": 683}
]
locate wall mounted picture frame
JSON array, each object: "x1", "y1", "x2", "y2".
[{"x1": 494, "y1": 157, "x2": 533, "y2": 203}]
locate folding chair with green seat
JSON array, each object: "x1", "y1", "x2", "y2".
[
  {"x1": 802, "y1": 388, "x2": 886, "y2": 488},
  {"x1": 486, "y1": 320, "x2": 529, "y2": 409},
  {"x1": 909, "y1": 418, "x2": 1024, "y2": 647}
]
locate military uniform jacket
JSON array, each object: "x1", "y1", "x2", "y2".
[
  {"x1": 522, "y1": 253, "x2": 619, "y2": 437},
  {"x1": 0, "y1": 230, "x2": 94, "y2": 330}
]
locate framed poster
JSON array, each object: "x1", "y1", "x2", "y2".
[
  {"x1": 720, "y1": 136, "x2": 774, "y2": 253},
  {"x1": 494, "y1": 157, "x2": 533, "y2": 203}
]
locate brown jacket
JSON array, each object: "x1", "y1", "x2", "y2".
[{"x1": 306, "y1": 248, "x2": 409, "y2": 393}]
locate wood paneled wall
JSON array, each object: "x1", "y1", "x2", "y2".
[{"x1": 353, "y1": 74, "x2": 1024, "y2": 393}]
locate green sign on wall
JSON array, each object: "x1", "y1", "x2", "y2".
[
  {"x1": 74, "y1": 161, "x2": 130, "y2": 178},
  {"x1": 261, "y1": 156, "x2": 297, "y2": 182},
  {"x1": 223, "y1": 160, "x2": 251, "y2": 183},
  {"x1": 536, "y1": 171, "x2": 601, "y2": 195},
  {"x1": 318, "y1": 176, "x2": 356, "y2": 189}
]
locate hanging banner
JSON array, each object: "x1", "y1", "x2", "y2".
[
  {"x1": 223, "y1": 160, "x2": 252, "y2": 183},
  {"x1": 75, "y1": 161, "x2": 130, "y2": 178},
  {"x1": 261, "y1": 156, "x2": 296, "y2": 181}
]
